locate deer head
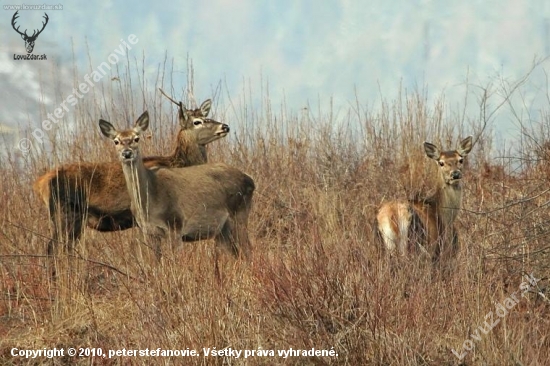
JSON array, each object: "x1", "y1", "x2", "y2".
[
  {"x1": 99, "y1": 111, "x2": 150, "y2": 164},
  {"x1": 424, "y1": 136, "x2": 473, "y2": 186},
  {"x1": 159, "y1": 88, "x2": 228, "y2": 142},
  {"x1": 12, "y1": 11, "x2": 49, "y2": 53}
]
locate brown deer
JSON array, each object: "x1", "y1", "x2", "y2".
[
  {"x1": 33, "y1": 93, "x2": 227, "y2": 255},
  {"x1": 99, "y1": 111, "x2": 254, "y2": 259},
  {"x1": 376, "y1": 136, "x2": 473, "y2": 263}
]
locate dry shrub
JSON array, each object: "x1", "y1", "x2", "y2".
[{"x1": 1, "y1": 60, "x2": 549, "y2": 365}]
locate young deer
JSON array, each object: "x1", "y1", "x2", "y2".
[
  {"x1": 99, "y1": 112, "x2": 254, "y2": 259},
  {"x1": 33, "y1": 95, "x2": 227, "y2": 255},
  {"x1": 376, "y1": 136, "x2": 473, "y2": 263}
]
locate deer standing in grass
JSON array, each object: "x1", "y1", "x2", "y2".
[
  {"x1": 376, "y1": 136, "x2": 473, "y2": 263},
  {"x1": 99, "y1": 112, "x2": 254, "y2": 259},
  {"x1": 33, "y1": 92, "x2": 226, "y2": 255}
]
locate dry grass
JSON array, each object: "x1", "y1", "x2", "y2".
[{"x1": 1, "y1": 60, "x2": 549, "y2": 365}]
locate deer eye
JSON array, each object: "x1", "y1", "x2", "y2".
[
  {"x1": 134, "y1": 137, "x2": 140, "y2": 143},
  {"x1": 458, "y1": 158, "x2": 464, "y2": 164},
  {"x1": 114, "y1": 139, "x2": 120, "y2": 145},
  {"x1": 193, "y1": 120, "x2": 203, "y2": 126},
  {"x1": 438, "y1": 161, "x2": 445, "y2": 167}
]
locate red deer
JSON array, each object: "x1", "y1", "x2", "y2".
[
  {"x1": 99, "y1": 112, "x2": 254, "y2": 259},
  {"x1": 34, "y1": 93, "x2": 227, "y2": 255},
  {"x1": 376, "y1": 136, "x2": 473, "y2": 263}
]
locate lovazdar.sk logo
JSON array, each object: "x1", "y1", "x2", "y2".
[{"x1": 11, "y1": 10, "x2": 48, "y2": 60}]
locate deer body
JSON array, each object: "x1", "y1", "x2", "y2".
[
  {"x1": 33, "y1": 98, "x2": 225, "y2": 254},
  {"x1": 376, "y1": 137, "x2": 473, "y2": 262},
  {"x1": 100, "y1": 112, "x2": 254, "y2": 259}
]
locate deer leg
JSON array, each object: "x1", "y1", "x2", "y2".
[
  {"x1": 143, "y1": 227, "x2": 166, "y2": 262},
  {"x1": 214, "y1": 220, "x2": 239, "y2": 258},
  {"x1": 47, "y1": 200, "x2": 63, "y2": 256},
  {"x1": 235, "y1": 227, "x2": 251, "y2": 259},
  {"x1": 234, "y1": 209, "x2": 252, "y2": 259},
  {"x1": 223, "y1": 186, "x2": 254, "y2": 260},
  {"x1": 215, "y1": 214, "x2": 251, "y2": 260},
  {"x1": 152, "y1": 236, "x2": 162, "y2": 262},
  {"x1": 48, "y1": 178, "x2": 86, "y2": 255},
  {"x1": 47, "y1": 203, "x2": 83, "y2": 255},
  {"x1": 46, "y1": 203, "x2": 82, "y2": 281}
]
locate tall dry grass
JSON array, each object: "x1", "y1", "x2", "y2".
[{"x1": 1, "y1": 57, "x2": 549, "y2": 365}]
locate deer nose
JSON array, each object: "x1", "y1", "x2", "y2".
[
  {"x1": 121, "y1": 150, "x2": 133, "y2": 159},
  {"x1": 451, "y1": 171, "x2": 462, "y2": 180},
  {"x1": 221, "y1": 124, "x2": 230, "y2": 133}
]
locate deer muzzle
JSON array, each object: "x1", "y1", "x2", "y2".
[
  {"x1": 121, "y1": 149, "x2": 134, "y2": 160},
  {"x1": 217, "y1": 124, "x2": 230, "y2": 136},
  {"x1": 448, "y1": 170, "x2": 463, "y2": 184}
]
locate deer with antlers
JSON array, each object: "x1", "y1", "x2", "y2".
[
  {"x1": 33, "y1": 91, "x2": 227, "y2": 255},
  {"x1": 99, "y1": 112, "x2": 254, "y2": 259},
  {"x1": 11, "y1": 11, "x2": 49, "y2": 53},
  {"x1": 376, "y1": 136, "x2": 473, "y2": 263}
]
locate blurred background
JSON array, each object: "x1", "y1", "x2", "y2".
[{"x1": 2, "y1": 0, "x2": 550, "y2": 157}]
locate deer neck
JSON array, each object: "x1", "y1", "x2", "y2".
[
  {"x1": 170, "y1": 130, "x2": 207, "y2": 167},
  {"x1": 434, "y1": 179, "x2": 462, "y2": 229},
  {"x1": 121, "y1": 156, "x2": 156, "y2": 224}
]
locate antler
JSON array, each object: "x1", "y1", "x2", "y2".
[
  {"x1": 31, "y1": 13, "x2": 49, "y2": 39},
  {"x1": 159, "y1": 88, "x2": 193, "y2": 128},
  {"x1": 11, "y1": 11, "x2": 25, "y2": 36},
  {"x1": 159, "y1": 88, "x2": 182, "y2": 107},
  {"x1": 11, "y1": 11, "x2": 48, "y2": 39}
]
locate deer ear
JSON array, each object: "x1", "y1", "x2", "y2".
[
  {"x1": 200, "y1": 99, "x2": 212, "y2": 117},
  {"x1": 99, "y1": 119, "x2": 118, "y2": 139},
  {"x1": 133, "y1": 111, "x2": 149, "y2": 134},
  {"x1": 424, "y1": 142, "x2": 441, "y2": 160},
  {"x1": 458, "y1": 136, "x2": 473, "y2": 156}
]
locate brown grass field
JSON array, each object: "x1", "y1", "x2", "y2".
[{"x1": 1, "y1": 61, "x2": 549, "y2": 365}]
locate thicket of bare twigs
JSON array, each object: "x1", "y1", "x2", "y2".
[{"x1": 1, "y1": 58, "x2": 549, "y2": 365}]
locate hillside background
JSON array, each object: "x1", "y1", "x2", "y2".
[{"x1": 2, "y1": 0, "x2": 550, "y2": 147}]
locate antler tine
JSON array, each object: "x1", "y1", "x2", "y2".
[
  {"x1": 34, "y1": 12, "x2": 49, "y2": 36},
  {"x1": 159, "y1": 88, "x2": 182, "y2": 107},
  {"x1": 11, "y1": 10, "x2": 19, "y2": 23},
  {"x1": 11, "y1": 11, "x2": 26, "y2": 36}
]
